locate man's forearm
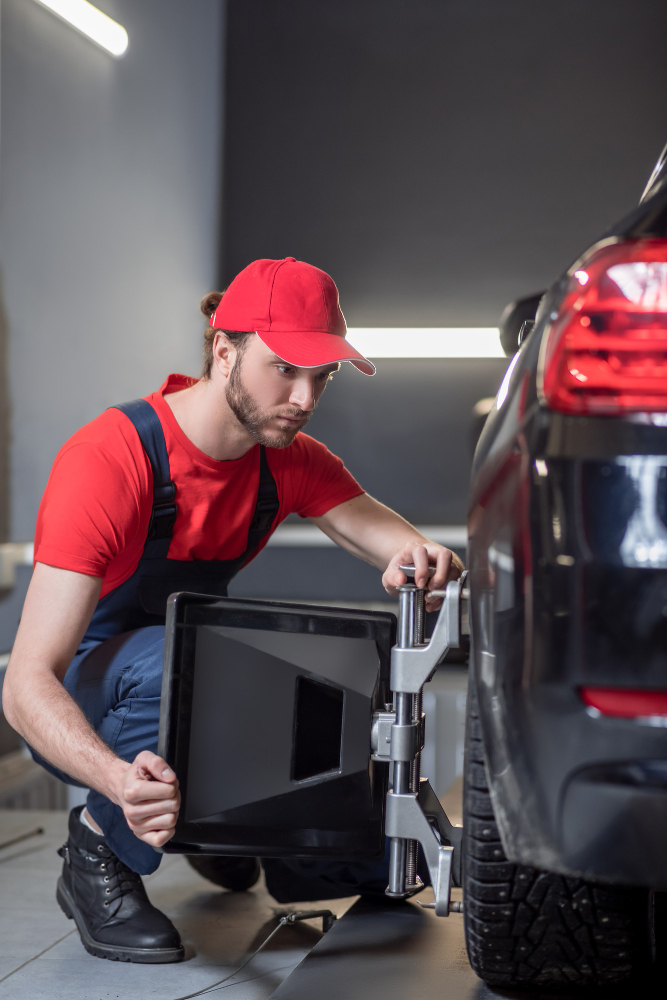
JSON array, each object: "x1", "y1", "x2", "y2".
[
  {"x1": 314, "y1": 494, "x2": 430, "y2": 569},
  {"x1": 5, "y1": 670, "x2": 128, "y2": 804},
  {"x1": 312, "y1": 493, "x2": 464, "y2": 608},
  {"x1": 4, "y1": 564, "x2": 179, "y2": 846}
]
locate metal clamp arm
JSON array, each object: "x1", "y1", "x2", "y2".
[
  {"x1": 385, "y1": 568, "x2": 468, "y2": 915},
  {"x1": 390, "y1": 575, "x2": 465, "y2": 694},
  {"x1": 385, "y1": 778, "x2": 462, "y2": 916},
  {"x1": 371, "y1": 710, "x2": 425, "y2": 762}
]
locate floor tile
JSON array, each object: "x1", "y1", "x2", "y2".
[{"x1": 0, "y1": 809, "x2": 352, "y2": 999}]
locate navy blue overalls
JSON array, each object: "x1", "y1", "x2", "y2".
[
  {"x1": 34, "y1": 398, "x2": 279, "y2": 874},
  {"x1": 81, "y1": 398, "x2": 280, "y2": 646},
  {"x1": 36, "y1": 399, "x2": 405, "y2": 897}
]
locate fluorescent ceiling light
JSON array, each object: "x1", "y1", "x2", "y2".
[
  {"x1": 32, "y1": 0, "x2": 129, "y2": 57},
  {"x1": 346, "y1": 328, "x2": 504, "y2": 359}
]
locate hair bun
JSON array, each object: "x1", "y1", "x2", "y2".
[{"x1": 200, "y1": 291, "x2": 223, "y2": 320}]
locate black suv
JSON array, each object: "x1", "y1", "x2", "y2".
[{"x1": 463, "y1": 143, "x2": 667, "y2": 989}]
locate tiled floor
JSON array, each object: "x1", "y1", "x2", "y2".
[
  {"x1": 0, "y1": 669, "x2": 469, "y2": 998},
  {"x1": 0, "y1": 810, "x2": 354, "y2": 1000}
]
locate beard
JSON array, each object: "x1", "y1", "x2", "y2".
[{"x1": 225, "y1": 358, "x2": 312, "y2": 448}]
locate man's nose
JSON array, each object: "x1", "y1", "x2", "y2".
[{"x1": 289, "y1": 378, "x2": 316, "y2": 411}]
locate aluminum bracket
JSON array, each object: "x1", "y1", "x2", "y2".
[
  {"x1": 417, "y1": 778, "x2": 462, "y2": 886},
  {"x1": 385, "y1": 786, "x2": 454, "y2": 917},
  {"x1": 370, "y1": 710, "x2": 395, "y2": 762},
  {"x1": 390, "y1": 577, "x2": 462, "y2": 694}
]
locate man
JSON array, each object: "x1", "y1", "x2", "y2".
[{"x1": 3, "y1": 257, "x2": 463, "y2": 963}]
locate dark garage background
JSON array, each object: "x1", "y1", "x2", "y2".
[
  {"x1": 2, "y1": 0, "x2": 667, "y2": 619},
  {"x1": 222, "y1": 0, "x2": 667, "y2": 600},
  {"x1": 222, "y1": 0, "x2": 667, "y2": 323}
]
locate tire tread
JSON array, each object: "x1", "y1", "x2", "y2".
[{"x1": 462, "y1": 675, "x2": 649, "y2": 989}]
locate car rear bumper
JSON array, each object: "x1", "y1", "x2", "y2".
[
  {"x1": 560, "y1": 756, "x2": 667, "y2": 886},
  {"x1": 513, "y1": 677, "x2": 667, "y2": 888},
  {"x1": 474, "y1": 448, "x2": 667, "y2": 887}
]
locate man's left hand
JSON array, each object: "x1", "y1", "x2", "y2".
[{"x1": 382, "y1": 541, "x2": 464, "y2": 611}]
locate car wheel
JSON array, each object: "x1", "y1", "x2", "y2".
[
  {"x1": 462, "y1": 672, "x2": 652, "y2": 989},
  {"x1": 185, "y1": 854, "x2": 261, "y2": 892}
]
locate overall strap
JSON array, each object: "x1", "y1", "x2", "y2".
[
  {"x1": 111, "y1": 399, "x2": 177, "y2": 559},
  {"x1": 111, "y1": 399, "x2": 279, "y2": 564},
  {"x1": 242, "y1": 446, "x2": 280, "y2": 560}
]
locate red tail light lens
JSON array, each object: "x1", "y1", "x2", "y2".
[
  {"x1": 542, "y1": 238, "x2": 667, "y2": 415},
  {"x1": 581, "y1": 687, "x2": 667, "y2": 718}
]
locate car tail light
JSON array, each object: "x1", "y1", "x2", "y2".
[
  {"x1": 542, "y1": 238, "x2": 667, "y2": 415},
  {"x1": 581, "y1": 686, "x2": 667, "y2": 718}
]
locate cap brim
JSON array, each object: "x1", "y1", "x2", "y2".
[{"x1": 257, "y1": 330, "x2": 376, "y2": 376}]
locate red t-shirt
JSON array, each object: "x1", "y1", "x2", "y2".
[{"x1": 34, "y1": 374, "x2": 364, "y2": 598}]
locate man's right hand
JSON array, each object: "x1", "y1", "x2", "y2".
[
  {"x1": 4, "y1": 566, "x2": 181, "y2": 842},
  {"x1": 114, "y1": 750, "x2": 181, "y2": 848}
]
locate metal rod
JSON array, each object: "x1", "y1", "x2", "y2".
[
  {"x1": 388, "y1": 837, "x2": 407, "y2": 895},
  {"x1": 406, "y1": 588, "x2": 425, "y2": 887},
  {"x1": 405, "y1": 841, "x2": 419, "y2": 888},
  {"x1": 388, "y1": 688, "x2": 413, "y2": 894},
  {"x1": 406, "y1": 687, "x2": 423, "y2": 886},
  {"x1": 414, "y1": 588, "x2": 425, "y2": 645},
  {"x1": 398, "y1": 587, "x2": 416, "y2": 648},
  {"x1": 393, "y1": 692, "x2": 413, "y2": 794},
  {"x1": 389, "y1": 578, "x2": 422, "y2": 896},
  {"x1": 0, "y1": 826, "x2": 44, "y2": 852}
]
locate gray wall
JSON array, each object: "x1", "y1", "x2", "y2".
[
  {"x1": 5, "y1": 1, "x2": 667, "y2": 620},
  {"x1": 1, "y1": 0, "x2": 225, "y2": 542},
  {"x1": 0, "y1": 1, "x2": 7, "y2": 547},
  {"x1": 222, "y1": 0, "x2": 667, "y2": 324},
  {"x1": 294, "y1": 357, "x2": 507, "y2": 524},
  {"x1": 220, "y1": 0, "x2": 667, "y2": 602},
  {"x1": 232, "y1": 357, "x2": 507, "y2": 604}
]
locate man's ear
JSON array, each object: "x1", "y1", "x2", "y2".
[{"x1": 212, "y1": 332, "x2": 236, "y2": 379}]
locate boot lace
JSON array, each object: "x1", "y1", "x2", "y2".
[{"x1": 96, "y1": 847, "x2": 144, "y2": 907}]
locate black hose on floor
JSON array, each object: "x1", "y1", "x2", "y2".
[{"x1": 169, "y1": 909, "x2": 336, "y2": 1000}]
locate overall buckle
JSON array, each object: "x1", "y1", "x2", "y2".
[
  {"x1": 148, "y1": 482, "x2": 177, "y2": 541},
  {"x1": 251, "y1": 497, "x2": 277, "y2": 533}
]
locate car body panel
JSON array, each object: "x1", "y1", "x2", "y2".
[{"x1": 468, "y1": 158, "x2": 667, "y2": 887}]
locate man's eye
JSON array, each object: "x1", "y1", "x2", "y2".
[{"x1": 277, "y1": 366, "x2": 294, "y2": 375}]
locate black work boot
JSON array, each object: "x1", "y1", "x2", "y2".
[
  {"x1": 56, "y1": 806, "x2": 184, "y2": 963},
  {"x1": 186, "y1": 854, "x2": 260, "y2": 892}
]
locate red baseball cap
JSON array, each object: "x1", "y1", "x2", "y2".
[{"x1": 210, "y1": 257, "x2": 375, "y2": 376}]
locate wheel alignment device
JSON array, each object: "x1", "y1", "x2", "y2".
[{"x1": 374, "y1": 567, "x2": 468, "y2": 915}]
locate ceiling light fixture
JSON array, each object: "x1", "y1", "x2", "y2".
[
  {"x1": 346, "y1": 328, "x2": 504, "y2": 360},
  {"x1": 32, "y1": 0, "x2": 129, "y2": 57}
]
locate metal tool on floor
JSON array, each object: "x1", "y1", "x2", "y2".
[
  {"x1": 171, "y1": 909, "x2": 338, "y2": 1000},
  {"x1": 0, "y1": 825, "x2": 44, "y2": 852},
  {"x1": 371, "y1": 565, "x2": 468, "y2": 916}
]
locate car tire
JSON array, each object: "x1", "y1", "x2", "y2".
[
  {"x1": 185, "y1": 854, "x2": 261, "y2": 892},
  {"x1": 462, "y1": 672, "x2": 652, "y2": 989}
]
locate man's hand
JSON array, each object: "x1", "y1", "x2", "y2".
[
  {"x1": 382, "y1": 541, "x2": 464, "y2": 611},
  {"x1": 312, "y1": 495, "x2": 465, "y2": 612},
  {"x1": 113, "y1": 751, "x2": 180, "y2": 848}
]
